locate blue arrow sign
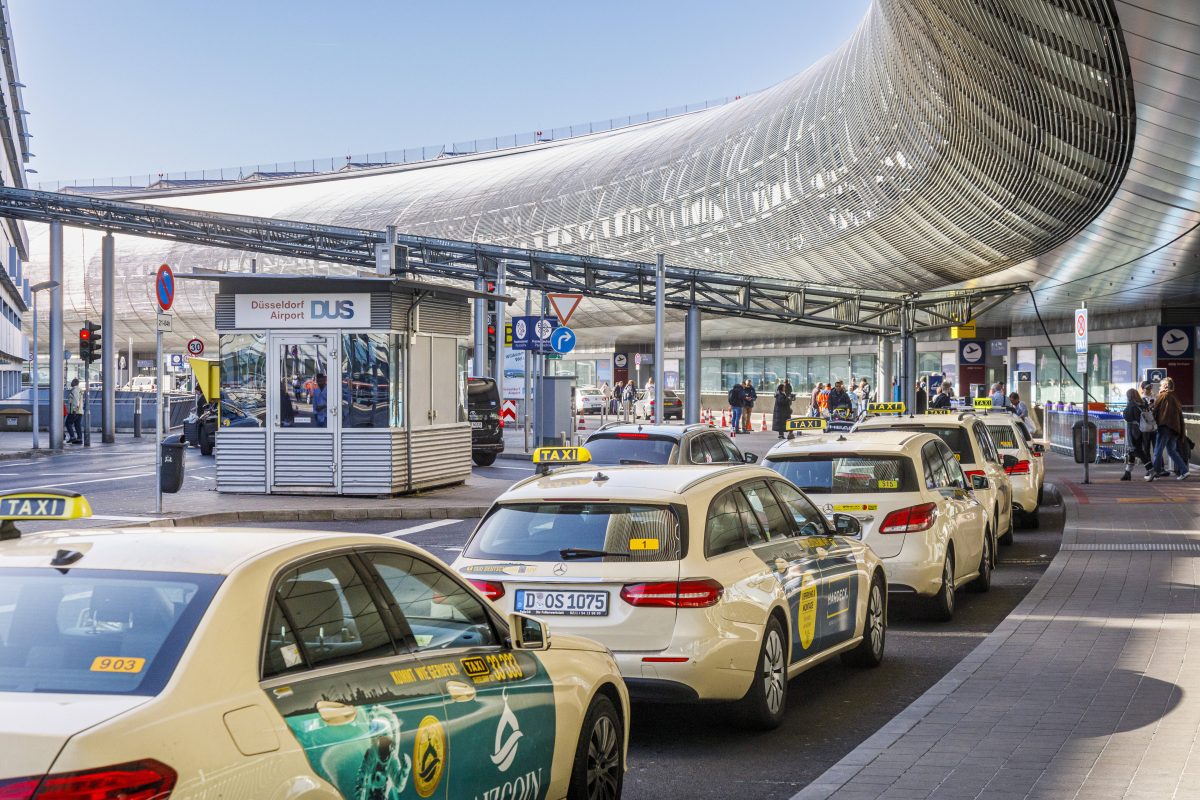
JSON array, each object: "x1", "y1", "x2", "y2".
[{"x1": 550, "y1": 326, "x2": 576, "y2": 354}]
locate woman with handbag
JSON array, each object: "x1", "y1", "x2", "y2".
[{"x1": 1121, "y1": 387, "x2": 1153, "y2": 480}]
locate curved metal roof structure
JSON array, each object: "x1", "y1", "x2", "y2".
[{"x1": 22, "y1": 0, "x2": 1200, "y2": 347}]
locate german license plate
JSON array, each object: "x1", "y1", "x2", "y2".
[
  {"x1": 515, "y1": 589, "x2": 609, "y2": 616},
  {"x1": 471, "y1": 421, "x2": 483, "y2": 429}
]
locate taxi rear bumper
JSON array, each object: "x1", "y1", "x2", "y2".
[
  {"x1": 610, "y1": 616, "x2": 763, "y2": 702},
  {"x1": 880, "y1": 537, "x2": 945, "y2": 597}
]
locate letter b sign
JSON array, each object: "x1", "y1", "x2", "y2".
[{"x1": 311, "y1": 300, "x2": 355, "y2": 320}]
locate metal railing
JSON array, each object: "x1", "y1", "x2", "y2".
[{"x1": 33, "y1": 95, "x2": 748, "y2": 193}]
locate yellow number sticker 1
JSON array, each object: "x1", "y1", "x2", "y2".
[
  {"x1": 877, "y1": 479, "x2": 899, "y2": 489},
  {"x1": 629, "y1": 538, "x2": 660, "y2": 551},
  {"x1": 90, "y1": 656, "x2": 146, "y2": 674}
]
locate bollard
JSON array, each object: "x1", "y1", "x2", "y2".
[{"x1": 133, "y1": 395, "x2": 142, "y2": 438}]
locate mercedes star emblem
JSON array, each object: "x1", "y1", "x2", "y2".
[{"x1": 553, "y1": 563, "x2": 567, "y2": 576}]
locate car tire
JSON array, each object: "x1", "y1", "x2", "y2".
[
  {"x1": 969, "y1": 531, "x2": 992, "y2": 593},
  {"x1": 567, "y1": 693, "x2": 623, "y2": 800},
  {"x1": 926, "y1": 553, "x2": 955, "y2": 621},
  {"x1": 472, "y1": 452, "x2": 498, "y2": 467},
  {"x1": 1023, "y1": 508, "x2": 1040, "y2": 529},
  {"x1": 842, "y1": 573, "x2": 886, "y2": 668},
  {"x1": 739, "y1": 616, "x2": 788, "y2": 730},
  {"x1": 998, "y1": 507, "x2": 1015, "y2": 546},
  {"x1": 1037, "y1": 485, "x2": 1044, "y2": 506}
]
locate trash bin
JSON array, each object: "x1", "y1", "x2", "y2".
[
  {"x1": 160, "y1": 434, "x2": 186, "y2": 493},
  {"x1": 1072, "y1": 419, "x2": 1098, "y2": 464}
]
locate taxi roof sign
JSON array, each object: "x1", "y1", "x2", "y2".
[
  {"x1": 972, "y1": 397, "x2": 994, "y2": 409},
  {"x1": 925, "y1": 408, "x2": 953, "y2": 415},
  {"x1": 867, "y1": 402, "x2": 905, "y2": 415},
  {"x1": 532, "y1": 446, "x2": 591, "y2": 465},
  {"x1": 785, "y1": 417, "x2": 828, "y2": 432},
  {"x1": 0, "y1": 490, "x2": 92, "y2": 540}
]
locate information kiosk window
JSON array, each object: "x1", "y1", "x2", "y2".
[
  {"x1": 341, "y1": 333, "x2": 401, "y2": 428},
  {"x1": 218, "y1": 333, "x2": 267, "y2": 415}
]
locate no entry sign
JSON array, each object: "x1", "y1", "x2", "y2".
[{"x1": 156, "y1": 264, "x2": 175, "y2": 312}]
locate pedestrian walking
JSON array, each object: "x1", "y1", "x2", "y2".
[
  {"x1": 600, "y1": 381, "x2": 613, "y2": 423},
  {"x1": 622, "y1": 380, "x2": 636, "y2": 422},
  {"x1": 827, "y1": 380, "x2": 852, "y2": 413},
  {"x1": 1148, "y1": 377, "x2": 1189, "y2": 480},
  {"x1": 810, "y1": 382, "x2": 823, "y2": 416},
  {"x1": 728, "y1": 381, "x2": 746, "y2": 433},
  {"x1": 742, "y1": 379, "x2": 757, "y2": 432},
  {"x1": 1009, "y1": 392, "x2": 1033, "y2": 434},
  {"x1": 1121, "y1": 387, "x2": 1153, "y2": 480},
  {"x1": 915, "y1": 381, "x2": 928, "y2": 414},
  {"x1": 66, "y1": 378, "x2": 83, "y2": 444},
  {"x1": 772, "y1": 383, "x2": 792, "y2": 439}
]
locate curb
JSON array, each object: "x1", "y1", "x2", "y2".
[
  {"x1": 497, "y1": 450, "x2": 533, "y2": 462},
  {"x1": 791, "y1": 484, "x2": 1068, "y2": 800},
  {"x1": 132, "y1": 504, "x2": 494, "y2": 528}
]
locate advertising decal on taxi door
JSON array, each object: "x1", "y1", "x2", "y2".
[{"x1": 265, "y1": 650, "x2": 556, "y2": 800}]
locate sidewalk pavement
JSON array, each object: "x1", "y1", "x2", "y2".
[{"x1": 796, "y1": 454, "x2": 1200, "y2": 800}]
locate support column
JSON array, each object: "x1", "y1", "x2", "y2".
[
  {"x1": 472, "y1": 278, "x2": 487, "y2": 377},
  {"x1": 494, "y1": 262, "x2": 506, "y2": 400},
  {"x1": 48, "y1": 222, "x2": 64, "y2": 450},
  {"x1": 653, "y1": 254, "x2": 665, "y2": 424},
  {"x1": 685, "y1": 305, "x2": 701, "y2": 424},
  {"x1": 101, "y1": 234, "x2": 115, "y2": 442},
  {"x1": 877, "y1": 335, "x2": 893, "y2": 405},
  {"x1": 899, "y1": 308, "x2": 917, "y2": 412}
]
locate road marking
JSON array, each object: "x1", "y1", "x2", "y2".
[
  {"x1": 0, "y1": 472, "x2": 155, "y2": 492},
  {"x1": 443, "y1": 546, "x2": 463, "y2": 552},
  {"x1": 388, "y1": 519, "x2": 463, "y2": 538}
]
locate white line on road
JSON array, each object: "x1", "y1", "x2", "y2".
[
  {"x1": 0, "y1": 472, "x2": 155, "y2": 492},
  {"x1": 90, "y1": 514, "x2": 158, "y2": 522},
  {"x1": 388, "y1": 519, "x2": 463, "y2": 538}
]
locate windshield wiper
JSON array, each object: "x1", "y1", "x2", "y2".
[
  {"x1": 559, "y1": 547, "x2": 632, "y2": 560},
  {"x1": 619, "y1": 459, "x2": 653, "y2": 465}
]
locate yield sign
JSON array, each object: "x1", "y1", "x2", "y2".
[{"x1": 547, "y1": 293, "x2": 583, "y2": 325}]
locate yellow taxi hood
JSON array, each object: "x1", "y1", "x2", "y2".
[{"x1": 0, "y1": 693, "x2": 148, "y2": 779}]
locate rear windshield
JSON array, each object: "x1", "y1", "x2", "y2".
[
  {"x1": 887, "y1": 426, "x2": 975, "y2": 462},
  {"x1": 0, "y1": 569, "x2": 222, "y2": 696},
  {"x1": 583, "y1": 434, "x2": 677, "y2": 465},
  {"x1": 766, "y1": 456, "x2": 918, "y2": 494},
  {"x1": 986, "y1": 425, "x2": 1022, "y2": 450},
  {"x1": 468, "y1": 378, "x2": 500, "y2": 409},
  {"x1": 465, "y1": 503, "x2": 682, "y2": 562}
]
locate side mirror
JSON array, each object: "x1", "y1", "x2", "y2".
[
  {"x1": 743, "y1": 452, "x2": 758, "y2": 464},
  {"x1": 832, "y1": 513, "x2": 862, "y2": 537},
  {"x1": 1031, "y1": 443, "x2": 1045, "y2": 454},
  {"x1": 971, "y1": 474, "x2": 990, "y2": 490},
  {"x1": 509, "y1": 613, "x2": 550, "y2": 651},
  {"x1": 1001, "y1": 454, "x2": 1018, "y2": 469}
]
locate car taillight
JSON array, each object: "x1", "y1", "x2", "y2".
[
  {"x1": 1005, "y1": 459, "x2": 1030, "y2": 475},
  {"x1": 621, "y1": 579, "x2": 723, "y2": 608},
  {"x1": 963, "y1": 469, "x2": 985, "y2": 480},
  {"x1": 878, "y1": 502, "x2": 938, "y2": 534},
  {"x1": 468, "y1": 579, "x2": 505, "y2": 601},
  {"x1": 616, "y1": 433, "x2": 650, "y2": 439},
  {"x1": 0, "y1": 760, "x2": 177, "y2": 800},
  {"x1": 1031, "y1": 451, "x2": 1042, "y2": 458},
  {"x1": 498, "y1": 420, "x2": 504, "y2": 428}
]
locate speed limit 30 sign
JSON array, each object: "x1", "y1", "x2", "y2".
[{"x1": 186, "y1": 338, "x2": 205, "y2": 356}]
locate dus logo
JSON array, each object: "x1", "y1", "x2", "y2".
[{"x1": 310, "y1": 300, "x2": 355, "y2": 320}]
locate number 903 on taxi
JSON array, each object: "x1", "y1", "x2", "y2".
[{"x1": 0, "y1": 490, "x2": 630, "y2": 800}]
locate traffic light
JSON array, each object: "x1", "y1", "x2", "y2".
[
  {"x1": 78, "y1": 320, "x2": 101, "y2": 364},
  {"x1": 486, "y1": 313, "x2": 497, "y2": 370}
]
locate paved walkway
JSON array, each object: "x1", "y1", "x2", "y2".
[{"x1": 796, "y1": 455, "x2": 1200, "y2": 800}]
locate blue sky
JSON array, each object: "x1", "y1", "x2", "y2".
[{"x1": 11, "y1": 0, "x2": 870, "y2": 185}]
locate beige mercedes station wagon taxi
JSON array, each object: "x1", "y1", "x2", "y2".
[{"x1": 453, "y1": 461, "x2": 887, "y2": 729}]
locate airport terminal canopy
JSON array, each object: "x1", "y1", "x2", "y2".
[{"x1": 23, "y1": 0, "x2": 1200, "y2": 347}]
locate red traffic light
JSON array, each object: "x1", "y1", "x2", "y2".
[
  {"x1": 79, "y1": 328, "x2": 91, "y2": 341},
  {"x1": 487, "y1": 325, "x2": 496, "y2": 336},
  {"x1": 486, "y1": 281, "x2": 497, "y2": 293}
]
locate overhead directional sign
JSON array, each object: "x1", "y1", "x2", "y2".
[
  {"x1": 155, "y1": 263, "x2": 174, "y2": 312},
  {"x1": 547, "y1": 293, "x2": 583, "y2": 325},
  {"x1": 950, "y1": 320, "x2": 976, "y2": 339},
  {"x1": 550, "y1": 326, "x2": 576, "y2": 354},
  {"x1": 1074, "y1": 308, "x2": 1088, "y2": 354}
]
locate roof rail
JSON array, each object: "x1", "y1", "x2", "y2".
[{"x1": 679, "y1": 465, "x2": 753, "y2": 494}]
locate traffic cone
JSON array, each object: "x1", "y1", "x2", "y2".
[
  {"x1": 721, "y1": 408, "x2": 728, "y2": 427},
  {"x1": 761, "y1": 413, "x2": 768, "y2": 432},
  {"x1": 578, "y1": 414, "x2": 587, "y2": 430}
]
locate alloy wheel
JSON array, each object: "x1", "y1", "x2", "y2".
[
  {"x1": 586, "y1": 713, "x2": 621, "y2": 800},
  {"x1": 762, "y1": 628, "x2": 786, "y2": 715}
]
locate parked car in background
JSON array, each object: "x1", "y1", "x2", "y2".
[
  {"x1": 468, "y1": 376, "x2": 505, "y2": 466},
  {"x1": 982, "y1": 413, "x2": 1045, "y2": 527},
  {"x1": 576, "y1": 387, "x2": 606, "y2": 414},
  {"x1": 120, "y1": 376, "x2": 156, "y2": 393},
  {"x1": 584, "y1": 423, "x2": 756, "y2": 466},
  {"x1": 636, "y1": 389, "x2": 683, "y2": 420}
]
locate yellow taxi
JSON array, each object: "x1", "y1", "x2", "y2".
[{"x1": 0, "y1": 491, "x2": 628, "y2": 800}]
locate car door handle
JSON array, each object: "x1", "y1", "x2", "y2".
[
  {"x1": 446, "y1": 681, "x2": 477, "y2": 703},
  {"x1": 316, "y1": 700, "x2": 358, "y2": 726}
]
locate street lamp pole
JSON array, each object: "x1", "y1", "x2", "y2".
[{"x1": 29, "y1": 280, "x2": 59, "y2": 450}]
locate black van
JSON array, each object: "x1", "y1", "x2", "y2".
[{"x1": 467, "y1": 377, "x2": 505, "y2": 466}]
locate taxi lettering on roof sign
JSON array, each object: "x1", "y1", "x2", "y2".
[
  {"x1": 786, "y1": 417, "x2": 828, "y2": 431},
  {"x1": 926, "y1": 408, "x2": 952, "y2": 415},
  {"x1": 0, "y1": 490, "x2": 92, "y2": 539},
  {"x1": 973, "y1": 397, "x2": 993, "y2": 409},
  {"x1": 531, "y1": 446, "x2": 591, "y2": 464},
  {"x1": 867, "y1": 402, "x2": 905, "y2": 414}
]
